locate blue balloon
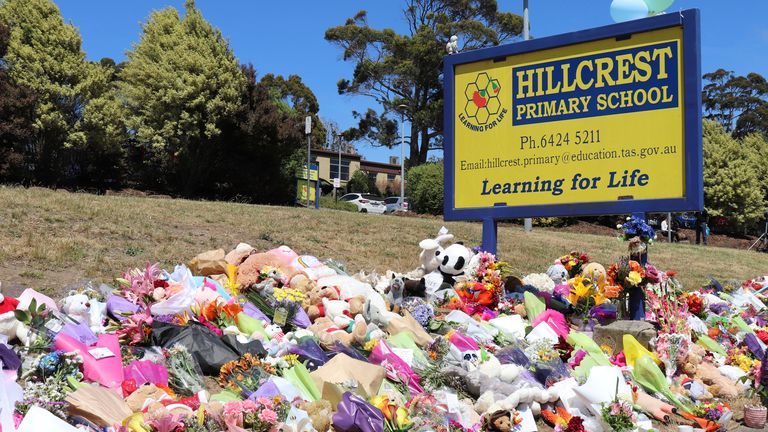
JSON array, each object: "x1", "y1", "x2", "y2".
[
  {"x1": 643, "y1": 0, "x2": 674, "y2": 14},
  {"x1": 610, "y1": 0, "x2": 650, "y2": 23}
]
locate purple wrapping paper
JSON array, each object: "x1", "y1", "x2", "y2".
[
  {"x1": 292, "y1": 306, "x2": 311, "y2": 328},
  {"x1": 242, "y1": 302, "x2": 271, "y2": 324},
  {"x1": 332, "y1": 392, "x2": 384, "y2": 432},
  {"x1": 0, "y1": 345, "x2": 21, "y2": 370},
  {"x1": 331, "y1": 341, "x2": 368, "y2": 362},
  {"x1": 288, "y1": 339, "x2": 328, "y2": 370},
  {"x1": 60, "y1": 322, "x2": 99, "y2": 346},
  {"x1": 123, "y1": 360, "x2": 169, "y2": 386},
  {"x1": 368, "y1": 340, "x2": 423, "y2": 395},
  {"x1": 106, "y1": 295, "x2": 140, "y2": 321},
  {"x1": 250, "y1": 380, "x2": 281, "y2": 399}
]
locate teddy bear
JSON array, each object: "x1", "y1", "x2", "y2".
[
  {"x1": 61, "y1": 291, "x2": 107, "y2": 334},
  {"x1": 680, "y1": 343, "x2": 739, "y2": 398},
  {"x1": 308, "y1": 315, "x2": 367, "y2": 349},
  {"x1": 305, "y1": 286, "x2": 340, "y2": 322},
  {"x1": 297, "y1": 399, "x2": 332, "y2": 432},
  {"x1": 546, "y1": 263, "x2": 569, "y2": 285},
  {"x1": 581, "y1": 262, "x2": 606, "y2": 285},
  {"x1": 406, "y1": 228, "x2": 455, "y2": 279},
  {"x1": 384, "y1": 276, "x2": 405, "y2": 313},
  {"x1": 237, "y1": 247, "x2": 301, "y2": 287},
  {"x1": 347, "y1": 296, "x2": 365, "y2": 316},
  {"x1": 0, "y1": 283, "x2": 30, "y2": 346},
  {"x1": 322, "y1": 298, "x2": 355, "y2": 328},
  {"x1": 289, "y1": 274, "x2": 315, "y2": 294},
  {"x1": 438, "y1": 243, "x2": 472, "y2": 286}
]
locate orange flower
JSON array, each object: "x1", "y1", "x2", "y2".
[
  {"x1": 222, "y1": 303, "x2": 243, "y2": 319},
  {"x1": 603, "y1": 285, "x2": 623, "y2": 298},
  {"x1": 202, "y1": 302, "x2": 219, "y2": 321},
  {"x1": 708, "y1": 327, "x2": 721, "y2": 338}
]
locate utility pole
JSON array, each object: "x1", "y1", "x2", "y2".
[
  {"x1": 305, "y1": 116, "x2": 311, "y2": 208},
  {"x1": 398, "y1": 104, "x2": 408, "y2": 210},
  {"x1": 523, "y1": 0, "x2": 533, "y2": 233},
  {"x1": 337, "y1": 131, "x2": 342, "y2": 201}
]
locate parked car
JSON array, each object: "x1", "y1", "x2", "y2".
[
  {"x1": 339, "y1": 193, "x2": 385, "y2": 214},
  {"x1": 384, "y1": 196, "x2": 410, "y2": 213}
]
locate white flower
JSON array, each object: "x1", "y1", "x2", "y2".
[{"x1": 522, "y1": 273, "x2": 555, "y2": 294}]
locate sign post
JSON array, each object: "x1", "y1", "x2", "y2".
[
  {"x1": 443, "y1": 10, "x2": 703, "y2": 256},
  {"x1": 305, "y1": 116, "x2": 312, "y2": 209}
]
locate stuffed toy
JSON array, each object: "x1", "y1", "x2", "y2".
[
  {"x1": 347, "y1": 296, "x2": 365, "y2": 316},
  {"x1": 308, "y1": 316, "x2": 367, "y2": 349},
  {"x1": 297, "y1": 399, "x2": 332, "y2": 432},
  {"x1": 289, "y1": 274, "x2": 315, "y2": 294},
  {"x1": 439, "y1": 243, "x2": 472, "y2": 286},
  {"x1": 322, "y1": 298, "x2": 355, "y2": 328},
  {"x1": 0, "y1": 283, "x2": 29, "y2": 346},
  {"x1": 236, "y1": 246, "x2": 300, "y2": 286},
  {"x1": 363, "y1": 295, "x2": 399, "y2": 328},
  {"x1": 581, "y1": 262, "x2": 606, "y2": 284},
  {"x1": 546, "y1": 264, "x2": 569, "y2": 285},
  {"x1": 305, "y1": 286, "x2": 340, "y2": 322},
  {"x1": 385, "y1": 275, "x2": 405, "y2": 312},
  {"x1": 61, "y1": 291, "x2": 107, "y2": 334},
  {"x1": 408, "y1": 229, "x2": 455, "y2": 279},
  {"x1": 680, "y1": 344, "x2": 739, "y2": 398}
]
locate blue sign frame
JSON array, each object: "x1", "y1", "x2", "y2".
[{"x1": 443, "y1": 10, "x2": 702, "y2": 247}]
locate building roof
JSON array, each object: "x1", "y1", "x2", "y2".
[
  {"x1": 312, "y1": 148, "x2": 361, "y2": 160},
  {"x1": 360, "y1": 160, "x2": 401, "y2": 175}
]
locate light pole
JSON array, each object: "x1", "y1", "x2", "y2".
[
  {"x1": 305, "y1": 116, "x2": 311, "y2": 208},
  {"x1": 522, "y1": 0, "x2": 533, "y2": 232},
  {"x1": 337, "y1": 131, "x2": 342, "y2": 200},
  {"x1": 398, "y1": 104, "x2": 408, "y2": 210}
]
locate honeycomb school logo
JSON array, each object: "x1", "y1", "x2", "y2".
[{"x1": 459, "y1": 72, "x2": 508, "y2": 132}]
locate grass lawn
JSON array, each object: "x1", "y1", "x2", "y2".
[{"x1": 2, "y1": 185, "x2": 768, "y2": 296}]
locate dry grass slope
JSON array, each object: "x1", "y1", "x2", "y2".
[{"x1": 2, "y1": 185, "x2": 768, "y2": 296}]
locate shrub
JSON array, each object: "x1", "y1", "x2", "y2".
[
  {"x1": 406, "y1": 162, "x2": 443, "y2": 215},
  {"x1": 319, "y1": 195, "x2": 357, "y2": 212},
  {"x1": 346, "y1": 170, "x2": 370, "y2": 193}
]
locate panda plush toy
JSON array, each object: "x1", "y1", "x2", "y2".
[{"x1": 438, "y1": 243, "x2": 472, "y2": 286}]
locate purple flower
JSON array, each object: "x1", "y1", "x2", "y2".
[{"x1": 411, "y1": 304, "x2": 434, "y2": 327}]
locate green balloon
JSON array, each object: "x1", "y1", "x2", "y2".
[{"x1": 643, "y1": 0, "x2": 674, "y2": 14}]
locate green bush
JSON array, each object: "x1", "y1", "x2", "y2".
[
  {"x1": 319, "y1": 195, "x2": 358, "y2": 212},
  {"x1": 406, "y1": 162, "x2": 443, "y2": 215},
  {"x1": 346, "y1": 170, "x2": 370, "y2": 193}
]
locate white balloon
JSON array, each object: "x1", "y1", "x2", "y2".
[{"x1": 610, "y1": 0, "x2": 650, "y2": 23}]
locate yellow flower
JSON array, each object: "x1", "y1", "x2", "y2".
[
  {"x1": 364, "y1": 339, "x2": 379, "y2": 351},
  {"x1": 282, "y1": 354, "x2": 299, "y2": 365},
  {"x1": 395, "y1": 406, "x2": 410, "y2": 427},
  {"x1": 224, "y1": 264, "x2": 240, "y2": 296},
  {"x1": 626, "y1": 271, "x2": 643, "y2": 286},
  {"x1": 593, "y1": 291, "x2": 606, "y2": 306},
  {"x1": 568, "y1": 276, "x2": 592, "y2": 304}
]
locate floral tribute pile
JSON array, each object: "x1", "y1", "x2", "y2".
[{"x1": 0, "y1": 228, "x2": 767, "y2": 432}]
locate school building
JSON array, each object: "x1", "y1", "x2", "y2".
[{"x1": 312, "y1": 148, "x2": 402, "y2": 193}]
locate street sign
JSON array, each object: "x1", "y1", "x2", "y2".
[
  {"x1": 333, "y1": 178, "x2": 341, "y2": 188},
  {"x1": 305, "y1": 116, "x2": 312, "y2": 135}
]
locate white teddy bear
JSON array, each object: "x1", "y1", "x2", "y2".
[
  {"x1": 0, "y1": 283, "x2": 30, "y2": 346},
  {"x1": 61, "y1": 292, "x2": 106, "y2": 334}
]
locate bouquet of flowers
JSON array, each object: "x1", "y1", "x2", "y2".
[
  {"x1": 165, "y1": 345, "x2": 205, "y2": 397},
  {"x1": 618, "y1": 215, "x2": 656, "y2": 244},
  {"x1": 606, "y1": 258, "x2": 661, "y2": 319},
  {"x1": 692, "y1": 402, "x2": 731, "y2": 425},
  {"x1": 223, "y1": 397, "x2": 291, "y2": 432},
  {"x1": 407, "y1": 393, "x2": 450, "y2": 432},
  {"x1": 645, "y1": 277, "x2": 690, "y2": 335},
  {"x1": 219, "y1": 353, "x2": 276, "y2": 397},
  {"x1": 557, "y1": 251, "x2": 590, "y2": 278},
  {"x1": 542, "y1": 407, "x2": 586, "y2": 432},
  {"x1": 115, "y1": 308, "x2": 154, "y2": 345},
  {"x1": 567, "y1": 275, "x2": 603, "y2": 318},
  {"x1": 116, "y1": 263, "x2": 163, "y2": 306},
  {"x1": 370, "y1": 395, "x2": 413, "y2": 432},
  {"x1": 654, "y1": 332, "x2": 690, "y2": 379},
  {"x1": 190, "y1": 301, "x2": 243, "y2": 335},
  {"x1": 600, "y1": 399, "x2": 638, "y2": 432},
  {"x1": 455, "y1": 252, "x2": 508, "y2": 314}
]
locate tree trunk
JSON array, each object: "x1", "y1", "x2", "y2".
[
  {"x1": 409, "y1": 121, "x2": 419, "y2": 167},
  {"x1": 418, "y1": 127, "x2": 429, "y2": 163}
]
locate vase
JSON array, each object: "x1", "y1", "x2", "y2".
[{"x1": 744, "y1": 405, "x2": 767, "y2": 429}]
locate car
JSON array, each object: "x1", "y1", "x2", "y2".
[
  {"x1": 339, "y1": 193, "x2": 386, "y2": 214},
  {"x1": 384, "y1": 196, "x2": 410, "y2": 213}
]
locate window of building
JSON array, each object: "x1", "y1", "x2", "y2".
[
  {"x1": 330, "y1": 159, "x2": 351, "y2": 180},
  {"x1": 387, "y1": 173, "x2": 397, "y2": 181}
]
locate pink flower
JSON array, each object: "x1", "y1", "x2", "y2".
[
  {"x1": 258, "y1": 408, "x2": 278, "y2": 423},
  {"x1": 152, "y1": 287, "x2": 167, "y2": 301},
  {"x1": 242, "y1": 399, "x2": 258, "y2": 413},
  {"x1": 256, "y1": 397, "x2": 274, "y2": 409},
  {"x1": 569, "y1": 350, "x2": 587, "y2": 368}
]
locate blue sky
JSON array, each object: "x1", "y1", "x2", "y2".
[{"x1": 55, "y1": 0, "x2": 768, "y2": 164}]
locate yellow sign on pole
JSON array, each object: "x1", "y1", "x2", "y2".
[{"x1": 453, "y1": 27, "x2": 686, "y2": 209}]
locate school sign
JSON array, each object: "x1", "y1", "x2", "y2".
[{"x1": 443, "y1": 10, "x2": 702, "y2": 245}]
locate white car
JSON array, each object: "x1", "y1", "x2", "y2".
[
  {"x1": 384, "y1": 196, "x2": 410, "y2": 213},
  {"x1": 340, "y1": 193, "x2": 386, "y2": 214}
]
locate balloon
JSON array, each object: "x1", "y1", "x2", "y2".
[
  {"x1": 643, "y1": 0, "x2": 674, "y2": 14},
  {"x1": 610, "y1": 0, "x2": 650, "y2": 23}
]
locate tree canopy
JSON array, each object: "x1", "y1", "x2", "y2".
[
  {"x1": 703, "y1": 69, "x2": 768, "y2": 138},
  {"x1": 325, "y1": 0, "x2": 522, "y2": 166}
]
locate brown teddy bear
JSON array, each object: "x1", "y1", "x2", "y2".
[
  {"x1": 680, "y1": 344, "x2": 739, "y2": 398},
  {"x1": 298, "y1": 399, "x2": 332, "y2": 432},
  {"x1": 308, "y1": 316, "x2": 367, "y2": 349},
  {"x1": 305, "y1": 286, "x2": 340, "y2": 322},
  {"x1": 236, "y1": 251, "x2": 300, "y2": 286}
]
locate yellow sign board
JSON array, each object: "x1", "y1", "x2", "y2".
[{"x1": 454, "y1": 26, "x2": 685, "y2": 210}]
